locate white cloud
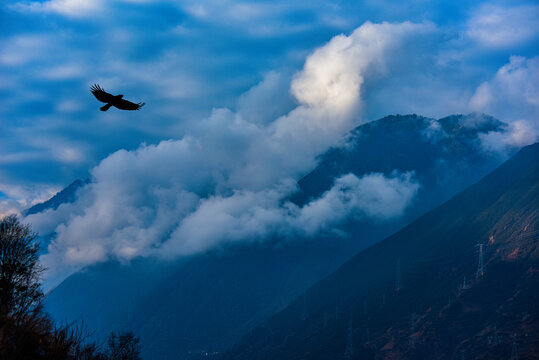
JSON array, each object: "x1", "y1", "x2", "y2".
[
  {"x1": 294, "y1": 172, "x2": 419, "y2": 237},
  {"x1": 0, "y1": 200, "x2": 25, "y2": 218},
  {"x1": 160, "y1": 185, "x2": 293, "y2": 257},
  {"x1": 480, "y1": 120, "x2": 538, "y2": 152},
  {"x1": 0, "y1": 182, "x2": 61, "y2": 218},
  {"x1": 0, "y1": 35, "x2": 52, "y2": 66},
  {"x1": 12, "y1": 0, "x2": 324, "y2": 32},
  {"x1": 470, "y1": 56, "x2": 539, "y2": 150},
  {"x1": 57, "y1": 100, "x2": 83, "y2": 113},
  {"x1": 159, "y1": 171, "x2": 419, "y2": 257},
  {"x1": 466, "y1": 4, "x2": 539, "y2": 48},
  {"x1": 0, "y1": 140, "x2": 86, "y2": 166},
  {"x1": 13, "y1": 0, "x2": 104, "y2": 18},
  {"x1": 39, "y1": 63, "x2": 86, "y2": 80},
  {"x1": 21, "y1": 135, "x2": 88, "y2": 165},
  {"x1": 29, "y1": 21, "x2": 430, "y2": 286},
  {"x1": 264, "y1": 21, "x2": 434, "y2": 180},
  {"x1": 290, "y1": 21, "x2": 432, "y2": 113},
  {"x1": 178, "y1": 1, "x2": 314, "y2": 35},
  {"x1": 237, "y1": 71, "x2": 294, "y2": 126},
  {"x1": 470, "y1": 56, "x2": 539, "y2": 116}
]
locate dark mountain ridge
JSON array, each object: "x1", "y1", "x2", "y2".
[{"x1": 223, "y1": 142, "x2": 539, "y2": 360}]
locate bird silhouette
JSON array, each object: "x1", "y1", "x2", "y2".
[{"x1": 90, "y1": 84, "x2": 145, "y2": 111}]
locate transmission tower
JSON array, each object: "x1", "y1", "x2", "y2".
[
  {"x1": 395, "y1": 259, "x2": 402, "y2": 291},
  {"x1": 511, "y1": 334, "x2": 519, "y2": 360},
  {"x1": 344, "y1": 318, "x2": 354, "y2": 358},
  {"x1": 477, "y1": 244, "x2": 484, "y2": 278},
  {"x1": 459, "y1": 276, "x2": 467, "y2": 295},
  {"x1": 494, "y1": 325, "x2": 502, "y2": 345},
  {"x1": 409, "y1": 313, "x2": 419, "y2": 346},
  {"x1": 301, "y1": 296, "x2": 308, "y2": 320}
]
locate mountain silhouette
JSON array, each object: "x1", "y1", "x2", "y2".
[{"x1": 90, "y1": 84, "x2": 145, "y2": 111}]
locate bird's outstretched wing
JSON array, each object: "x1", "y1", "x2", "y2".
[
  {"x1": 90, "y1": 84, "x2": 116, "y2": 103},
  {"x1": 114, "y1": 99, "x2": 145, "y2": 111}
]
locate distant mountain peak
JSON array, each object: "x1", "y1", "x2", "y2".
[
  {"x1": 24, "y1": 178, "x2": 90, "y2": 216},
  {"x1": 292, "y1": 113, "x2": 511, "y2": 207},
  {"x1": 352, "y1": 113, "x2": 505, "y2": 139}
]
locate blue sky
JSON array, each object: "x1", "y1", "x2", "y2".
[
  {"x1": 1, "y1": 0, "x2": 539, "y2": 285},
  {"x1": 1, "y1": 0, "x2": 538, "y2": 207}
]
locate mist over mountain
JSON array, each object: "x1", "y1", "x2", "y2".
[
  {"x1": 43, "y1": 113, "x2": 517, "y2": 359},
  {"x1": 2, "y1": 2, "x2": 539, "y2": 359},
  {"x1": 223, "y1": 142, "x2": 539, "y2": 360},
  {"x1": 292, "y1": 113, "x2": 511, "y2": 239}
]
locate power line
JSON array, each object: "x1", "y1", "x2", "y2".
[
  {"x1": 395, "y1": 259, "x2": 402, "y2": 291},
  {"x1": 301, "y1": 296, "x2": 308, "y2": 321},
  {"x1": 344, "y1": 318, "x2": 355, "y2": 358},
  {"x1": 511, "y1": 334, "x2": 519, "y2": 360},
  {"x1": 476, "y1": 244, "x2": 484, "y2": 278}
]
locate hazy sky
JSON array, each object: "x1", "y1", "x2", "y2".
[{"x1": 1, "y1": 0, "x2": 538, "y2": 285}]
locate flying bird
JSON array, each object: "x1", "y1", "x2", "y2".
[{"x1": 90, "y1": 84, "x2": 145, "y2": 111}]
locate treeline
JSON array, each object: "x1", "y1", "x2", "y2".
[{"x1": 0, "y1": 215, "x2": 142, "y2": 360}]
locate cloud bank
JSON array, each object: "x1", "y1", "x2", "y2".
[
  {"x1": 26, "y1": 21, "x2": 428, "y2": 285},
  {"x1": 470, "y1": 56, "x2": 539, "y2": 151}
]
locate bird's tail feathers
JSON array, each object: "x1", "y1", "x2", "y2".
[{"x1": 100, "y1": 104, "x2": 112, "y2": 111}]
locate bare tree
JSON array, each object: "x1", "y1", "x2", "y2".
[
  {"x1": 0, "y1": 215, "x2": 43, "y2": 328},
  {"x1": 106, "y1": 331, "x2": 142, "y2": 360},
  {"x1": 0, "y1": 215, "x2": 108, "y2": 359}
]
